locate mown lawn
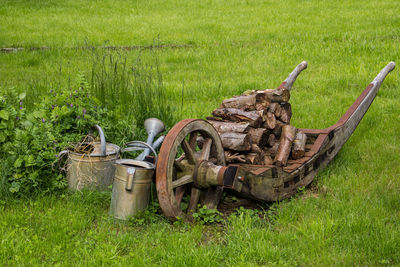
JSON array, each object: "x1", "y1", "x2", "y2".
[{"x1": 1, "y1": 0, "x2": 400, "y2": 265}]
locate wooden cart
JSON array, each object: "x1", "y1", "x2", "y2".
[{"x1": 155, "y1": 61, "x2": 395, "y2": 219}]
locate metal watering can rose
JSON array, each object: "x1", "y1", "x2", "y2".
[
  {"x1": 110, "y1": 141, "x2": 158, "y2": 220},
  {"x1": 59, "y1": 125, "x2": 120, "y2": 191}
]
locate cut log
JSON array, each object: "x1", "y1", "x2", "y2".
[
  {"x1": 225, "y1": 150, "x2": 246, "y2": 163},
  {"x1": 291, "y1": 131, "x2": 307, "y2": 160},
  {"x1": 272, "y1": 120, "x2": 285, "y2": 137},
  {"x1": 274, "y1": 125, "x2": 297, "y2": 166},
  {"x1": 269, "y1": 143, "x2": 280, "y2": 158},
  {"x1": 219, "y1": 132, "x2": 251, "y2": 151},
  {"x1": 267, "y1": 134, "x2": 276, "y2": 147},
  {"x1": 222, "y1": 94, "x2": 256, "y2": 109},
  {"x1": 212, "y1": 108, "x2": 262, "y2": 127},
  {"x1": 206, "y1": 116, "x2": 223, "y2": 122},
  {"x1": 263, "y1": 112, "x2": 276, "y2": 129},
  {"x1": 268, "y1": 103, "x2": 282, "y2": 118},
  {"x1": 280, "y1": 103, "x2": 292, "y2": 123},
  {"x1": 208, "y1": 121, "x2": 250, "y2": 134},
  {"x1": 248, "y1": 127, "x2": 268, "y2": 147},
  {"x1": 262, "y1": 153, "x2": 274, "y2": 166},
  {"x1": 261, "y1": 89, "x2": 290, "y2": 103},
  {"x1": 222, "y1": 93, "x2": 269, "y2": 110},
  {"x1": 255, "y1": 102, "x2": 270, "y2": 110},
  {"x1": 245, "y1": 153, "x2": 261, "y2": 165},
  {"x1": 251, "y1": 144, "x2": 262, "y2": 154}
]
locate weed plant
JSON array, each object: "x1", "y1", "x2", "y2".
[
  {"x1": 0, "y1": 76, "x2": 133, "y2": 196},
  {"x1": 90, "y1": 50, "x2": 175, "y2": 128}
]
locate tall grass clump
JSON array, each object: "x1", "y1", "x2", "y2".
[{"x1": 90, "y1": 50, "x2": 175, "y2": 137}]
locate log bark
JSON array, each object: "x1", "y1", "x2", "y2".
[
  {"x1": 208, "y1": 120, "x2": 250, "y2": 134},
  {"x1": 263, "y1": 112, "x2": 276, "y2": 129},
  {"x1": 280, "y1": 103, "x2": 292, "y2": 123},
  {"x1": 267, "y1": 134, "x2": 276, "y2": 147},
  {"x1": 245, "y1": 153, "x2": 261, "y2": 165},
  {"x1": 225, "y1": 150, "x2": 246, "y2": 163},
  {"x1": 274, "y1": 125, "x2": 297, "y2": 166},
  {"x1": 268, "y1": 103, "x2": 282, "y2": 118},
  {"x1": 222, "y1": 93, "x2": 269, "y2": 110},
  {"x1": 272, "y1": 120, "x2": 285, "y2": 137},
  {"x1": 269, "y1": 143, "x2": 280, "y2": 158},
  {"x1": 206, "y1": 116, "x2": 223, "y2": 122},
  {"x1": 222, "y1": 94, "x2": 256, "y2": 109},
  {"x1": 212, "y1": 108, "x2": 262, "y2": 127},
  {"x1": 291, "y1": 131, "x2": 307, "y2": 160},
  {"x1": 262, "y1": 153, "x2": 274, "y2": 165},
  {"x1": 251, "y1": 144, "x2": 262, "y2": 154},
  {"x1": 260, "y1": 89, "x2": 290, "y2": 102},
  {"x1": 248, "y1": 127, "x2": 268, "y2": 147},
  {"x1": 219, "y1": 132, "x2": 251, "y2": 151}
]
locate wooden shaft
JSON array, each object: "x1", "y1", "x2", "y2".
[
  {"x1": 274, "y1": 125, "x2": 296, "y2": 166},
  {"x1": 371, "y1": 61, "x2": 395, "y2": 88},
  {"x1": 278, "y1": 61, "x2": 308, "y2": 90},
  {"x1": 322, "y1": 61, "x2": 396, "y2": 164}
]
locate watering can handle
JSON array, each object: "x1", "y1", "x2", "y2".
[
  {"x1": 88, "y1": 125, "x2": 106, "y2": 156},
  {"x1": 122, "y1": 141, "x2": 158, "y2": 165},
  {"x1": 56, "y1": 150, "x2": 70, "y2": 174}
]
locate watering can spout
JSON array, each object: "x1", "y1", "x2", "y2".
[
  {"x1": 135, "y1": 118, "x2": 165, "y2": 161},
  {"x1": 144, "y1": 118, "x2": 165, "y2": 136}
]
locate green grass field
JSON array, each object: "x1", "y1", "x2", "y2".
[{"x1": 1, "y1": 0, "x2": 400, "y2": 265}]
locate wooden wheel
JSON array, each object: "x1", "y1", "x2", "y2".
[{"x1": 156, "y1": 119, "x2": 226, "y2": 219}]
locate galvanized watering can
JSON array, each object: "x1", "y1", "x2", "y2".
[
  {"x1": 60, "y1": 125, "x2": 120, "y2": 191},
  {"x1": 110, "y1": 141, "x2": 158, "y2": 220}
]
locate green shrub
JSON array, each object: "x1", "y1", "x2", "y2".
[{"x1": 0, "y1": 76, "x2": 133, "y2": 197}]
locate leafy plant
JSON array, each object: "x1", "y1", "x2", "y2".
[
  {"x1": 192, "y1": 205, "x2": 223, "y2": 225},
  {"x1": 0, "y1": 75, "x2": 134, "y2": 196},
  {"x1": 127, "y1": 200, "x2": 165, "y2": 226}
]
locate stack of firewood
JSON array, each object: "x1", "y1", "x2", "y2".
[{"x1": 207, "y1": 88, "x2": 307, "y2": 167}]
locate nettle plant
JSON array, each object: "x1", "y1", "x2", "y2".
[
  {"x1": 0, "y1": 91, "x2": 24, "y2": 144},
  {"x1": 0, "y1": 76, "x2": 133, "y2": 196}
]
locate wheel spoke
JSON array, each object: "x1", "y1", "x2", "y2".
[
  {"x1": 187, "y1": 187, "x2": 201, "y2": 214},
  {"x1": 175, "y1": 186, "x2": 186, "y2": 206},
  {"x1": 181, "y1": 139, "x2": 196, "y2": 164},
  {"x1": 156, "y1": 119, "x2": 226, "y2": 220},
  {"x1": 172, "y1": 174, "x2": 193, "y2": 188},
  {"x1": 188, "y1": 132, "x2": 198, "y2": 149},
  {"x1": 174, "y1": 160, "x2": 185, "y2": 171},
  {"x1": 199, "y1": 138, "x2": 212, "y2": 161}
]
